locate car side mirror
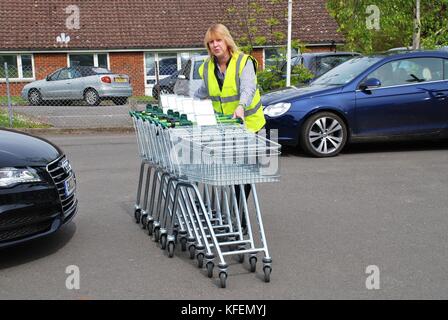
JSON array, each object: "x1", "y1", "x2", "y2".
[
  {"x1": 177, "y1": 74, "x2": 186, "y2": 80},
  {"x1": 359, "y1": 78, "x2": 381, "y2": 91},
  {"x1": 46, "y1": 75, "x2": 51, "y2": 81}
]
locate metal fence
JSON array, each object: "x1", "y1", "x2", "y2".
[{"x1": 0, "y1": 62, "x2": 185, "y2": 129}]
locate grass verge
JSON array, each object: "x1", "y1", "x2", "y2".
[{"x1": 0, "y1": 108, "x2": 51, "y2": 128}]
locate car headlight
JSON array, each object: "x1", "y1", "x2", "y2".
[
  {"x1": 263, "y1": 102, "x2": 291, "y2": 117},
  {"x1": 0, "y1": 167, "x2": 42, "y2": 187}
]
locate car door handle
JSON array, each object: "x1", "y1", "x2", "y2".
[{"x1": 418, "y1": 88, "x2": 446, "y2": 100}]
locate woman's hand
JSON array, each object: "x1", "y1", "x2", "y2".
[{"x1": 232, "y1": 105, "x2": 245, "y2": 120}]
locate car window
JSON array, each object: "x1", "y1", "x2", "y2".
[
  {"x1": 315, "y1": 55, "x2": 357, "y2": 77},
  {"x1": 193, "y1": 60, "x2": 204, "y2": 79},
  {"x1": 57, "y1": 68, "x2": 71, "y2": 80},
  {"x1": 159, "y1": 57, "x2": 178, "y2": 76},
  {"x1": 444, "y1": 59, "x2": 448, "y2": 80},
  {"x1": 367, "y1": 57, "x2": 443, "y2": 88},
  {"x1": 48, "y1": 69, "x2": 61, "y2": 81},
  {"x1": 68, "y1": 68, "x2": 82, "y2": 79}
]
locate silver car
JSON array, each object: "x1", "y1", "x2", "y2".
[
  {"x1": 21, "y1": 66, "x2": 133, "y2": 106},
  {"x1": 174, "y1": 55, "x2": 207, "y2": 97}
]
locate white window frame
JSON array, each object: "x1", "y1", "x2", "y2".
[
  {"x1": 67, "y1": 53, "x2": 110, "y2": 69},
  {"x1": 0, "y1": 54, "x2": 35, "y2": 82}
]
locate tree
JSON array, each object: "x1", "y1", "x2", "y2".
[
  {"x1": 326, "y1": 0, "x2": 448, "y2": 54},
  {"x1": 224, "y1": 0, "x2": 313, "y2": 92}
]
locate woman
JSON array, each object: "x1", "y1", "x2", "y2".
[
  {"x1": 195, "y1": 24, "x2": 266, "y2": 233},
  {"x1": 194, "y1": 23, "x2": 265, "y2": 133}
]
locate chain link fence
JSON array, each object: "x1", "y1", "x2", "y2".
[{"x1": 0, "y1": 63, "x2": 173, "y2": 129}]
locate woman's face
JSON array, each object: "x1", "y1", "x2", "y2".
[{"x1": 208, "y1": 36, "x2": 229, "y2": 59}]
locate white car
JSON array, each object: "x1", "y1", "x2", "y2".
[
  {"x1": 21, "y1": 66, "x2": 133, "y2": 106},
  {"x1": 174, "y1": 55, "x2": 207, "y2": 97}
]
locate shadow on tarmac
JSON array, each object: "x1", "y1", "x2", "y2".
[{"x1": 0, "y1": 222, "x2": 76, "y2": 270}]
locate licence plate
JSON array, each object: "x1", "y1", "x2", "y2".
[
  {"x1": 115, "y1": 77, "x2": 127, "y2": 83},
  {"x1": 64, "y1": 175, "x2": 76, "y2": 197}
]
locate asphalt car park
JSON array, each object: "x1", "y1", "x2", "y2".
[{"x1": 1, "y1": 133, "x2": 447, "y2": 299}]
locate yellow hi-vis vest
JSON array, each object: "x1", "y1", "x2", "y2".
[{"x1": 198, "y1": 52, "x2": 266, "y2": 133}]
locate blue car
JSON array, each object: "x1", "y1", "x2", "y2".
[{"x1": 262, "y1": 50, "x2": 448, "y2": 157}]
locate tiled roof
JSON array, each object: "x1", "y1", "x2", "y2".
[{"x1": 0, "y1": 0, "x2": 344, "y2": 51}]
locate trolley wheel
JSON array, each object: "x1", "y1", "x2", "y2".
[
  {"x1": 146, "y1": 221, "x2": 153, "y2": 236},
  {"x1": 168, "y1": 242, "x2": 175, "y2": 258},
  {"x1": 141, "y1": 215, "x2": 147, "y2": 229},
  {"x1": 188, "y1": 245, "x2": 196, "y2": 260},
  {"x1": 206, "y1": 262, "x2": 214, "y2": 278},
  {"x1": 154, "y1": 227, "x2": 160, "y2": 242},
  {"x1": 180, "y1": 238, "x2": 187, "y2": 252},
  {"x1": 263, "y1": 266, "x2": 272, "y2": 283},
  {"x1": 197, "y1": 253, "x2": 204, "y2": 268},
  {"x1": 160, "y1": 234, "x2": 167, "y2": 250},
  {"x1": 134, "y1": 208, "x2": 142, "y2": 224},
  {"x1": 249, "y1": 256, "x2": 257, "y2": 273},
  {"x1": 219, "y1": 272, "x2": 227, "y2": 288},
  {"x1": 237, "y1": 253, "x2": 245, "y2": 263}
]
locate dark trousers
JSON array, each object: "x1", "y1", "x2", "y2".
[
  {"x1": 235, "y1": 184, "x2": 251, "y2": 229},
  {"x1": 234, "y1": 126, "x2": 263, "y2": 230}
]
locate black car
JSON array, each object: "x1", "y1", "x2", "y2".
[
  {"x1": 152, "y1": 70, "x2": 180, "y2": 99},
  {"x1": 0, "y1": 129, "x2": 77, "y2": 248},
  {"x1": 282, "y1": 52, "x2": 361, "y2": 78}
]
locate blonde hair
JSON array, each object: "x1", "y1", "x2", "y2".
[{"x1": 204, "y1": 24, "x2": 240, "y2": 58}]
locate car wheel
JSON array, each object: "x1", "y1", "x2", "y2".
[
  {"x1": 84, "y1": 89, "x2": 101, "y2": 106},
  {"x1": 28, "y1": 89, "x2": 42, "y2": 106},
  {"x1": 300, "y1": 112, "x2": 347, "y2": 157},
  {"x1": 112, "y1": 97, "x2": 128, "y2": 105}
]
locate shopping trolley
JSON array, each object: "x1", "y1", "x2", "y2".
[{"x1": 130, "y1": 101, "x2": 280, "y2": 288}]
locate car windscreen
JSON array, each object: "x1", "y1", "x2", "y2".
[{"x1": 311, "y1": 57, "x2": 381, "y2": 86}]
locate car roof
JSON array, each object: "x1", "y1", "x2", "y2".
[
  {"x1": 369, "y1": 49, "x2": 448, "y2": 60},
  {"x1": 299, "y1": 52, "x2": 361, "y2": 57}
]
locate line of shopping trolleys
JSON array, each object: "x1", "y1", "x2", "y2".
[{"x1": 130, "y1": 95, "x2": 281, "y2": 288}]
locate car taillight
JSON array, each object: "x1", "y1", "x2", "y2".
[{"x1": 101, "y1": 76, "x2": 112, "y2": 83}]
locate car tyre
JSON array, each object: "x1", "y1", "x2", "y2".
[
  {"x1": 84, "y1": 88, "x2": 101, "y2": 106},
  {"x1": 112, "y1": 97, "x2": 128, "y2": 105},
  {"x1": 300, "y1": 112, "x2": 347, "y2": 157},
  {"x1": 28, "y1": 89, "x2": 42, "y2": 106}
]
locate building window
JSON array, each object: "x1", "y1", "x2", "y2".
[
  {"x1": 69, "y1": 53, "x2": 108, "y2": 68},
  {"x1": 0, "y1": 54, "x2": 34, "y2": 79},
  {"x1": 144, "y1": 51, "x2": 206, "y2": 85}
]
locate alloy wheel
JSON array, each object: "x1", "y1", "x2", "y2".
[{"x1": 307, "y1": 116, "x2": 344, "y2": 155}]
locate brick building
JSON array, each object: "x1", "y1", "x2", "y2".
[{"x1": 0, "y1": 0, "x2": 344, "y2": 97}]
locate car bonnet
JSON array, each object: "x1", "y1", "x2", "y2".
[{"x1": 0, "y1": 129, "x2": 62, "y2": 167}]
